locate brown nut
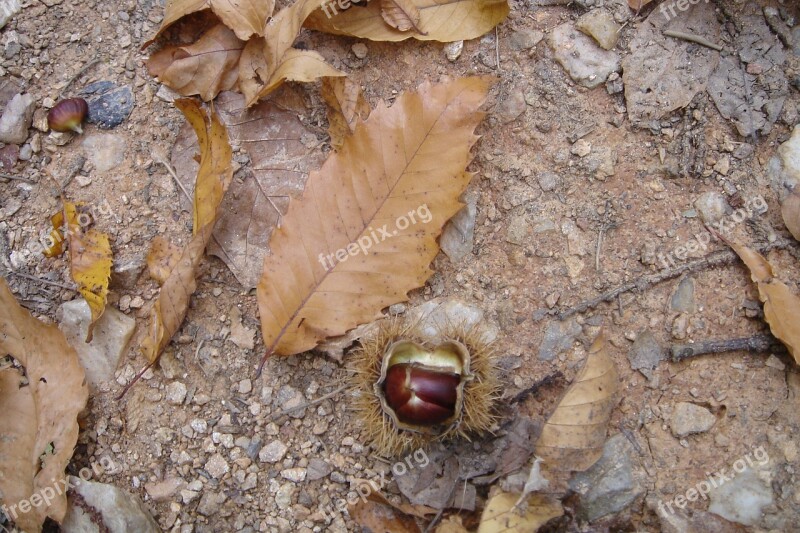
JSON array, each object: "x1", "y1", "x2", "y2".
[{"x1": 47, "y1": 98, "x2": 88, "y2": 134}]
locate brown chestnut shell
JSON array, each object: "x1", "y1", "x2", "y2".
[{"x1": 48, "y1": 98, "x2": 89, "y2": 133}]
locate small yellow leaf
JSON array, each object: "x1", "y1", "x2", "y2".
[
  {"x1": 535, "y1": 331, "x2": 619, "y2": 472},
  {"x1": 478, "y1": 491, "x2": 563, "y2": 533}
]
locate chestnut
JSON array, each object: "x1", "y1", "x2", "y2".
[
  {"x1": 47, "y1": 98, "x2": 88, "y2": 134},
  {"x1": 383, "y1": 363, "x2": 460, "y2": 426}
]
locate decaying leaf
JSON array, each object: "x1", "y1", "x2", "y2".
[
  {"x1": 147, "y1": 235, "x2": 183, "y2": 285},
  {"x1": 435, "y1": 516, "x2": 469, "y2": 533},
  {"x1": 171, "y1": 90, "x2": 324, "y2": 289},
  {"x1": 349, "y1": 492, "x2": 422, "y2": 533},
  {"x1": 477, "y1": 491, "x2": 563, "y2": 533},
  {"x1": 147, "y1": 0, "x2": 276, "y2": 43},
  {"x1": 44, "y1": 202, "x2": 112, "y2": 343},
  {"x1": 147, "y1": 24, "x2": 244, "y2": 102},
  {"x1": 321, "y1": 77, "x2": 371, "y2": 149},
  {"x1": 380, "y1": 0, "x2": 424, "y2": 33},
  {"x1": 535, "y1": 332, "x2": 619, "y2": 472},
  {"x1": 726, "y1": 240, "x2": 800, "y2": 364},
  {"x1": 0, "y1": 279, "x2": 89, "y2": 532},
  {"x1": 238, "y1": 0, "x2": 345, "y2": 105},
  {"x1": 626, "y1": 0, "x2": 654, "y2": 9},
  {"x1": 305, "y1": 0, "x2": 509, "y2": 42},
  {"x1": 141, "y1": 99, "x2": 233, "y2": 365},
  {"x1": 781, "y1": 191, "x2": 800, "y2": 241},
  {"x1": 256, "y1": 77, "x2": 492, "y2": 360}
]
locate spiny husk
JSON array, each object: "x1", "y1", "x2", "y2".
[{"x1": 349, "y1": 317, "x2": 500, "y2": 457}]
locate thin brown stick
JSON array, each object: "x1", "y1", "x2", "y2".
[
  {"x1": 671, "y1": 334, "x2": 782, "y2": 362},
  {"x1": 663, "y1": 30, "x2": 723, "y2": 51},
  {"x1": 115, "y1": 360, "x2": 157, "y2": 400},
  {"x1": 540, "y1": 239, "x2": 796, "y2": 321},
  {"x1": 0, "y1": 173, "x2": 35, "y2": 183},
  {"x1": 4, "y1": 269, "x2": 76, "y2": 290}
]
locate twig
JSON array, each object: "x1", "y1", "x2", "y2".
[
  {"x1": 539, "y1": 238, "x2": 796, "y2": 321},
  {"x1": 671, "y1": 334, "x2": 783, "y2": 362},
  {"x1": 115, "y1": 360, "x2": 157, "y2": 400},
  {"x1": 265, "y1": 384, "x2": 346, "y2": 422},
  {"x1": 495, "y1": 26, "x2": 500, "y2": 71},
  {"x1": 154, "y1": 151, "x2": 192, "y2": 202},
  {"x1": 0, "y1": 173, "x2": 35, "y2": 183},
  {"x1": 663, "y1": 30, "x2": 723, "y2": 51},
  {"x1": 4, "y1": 269, "x2": 76, "y2": 290},
  {"x1": 59, "y1": 58, "x2": 101, "y2": 98}
]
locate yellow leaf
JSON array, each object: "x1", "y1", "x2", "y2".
[
  {"x1": 147, "y1": 24, "x2": 244, "y2": 102},
  {"x1": 321, "y1": 76, "x2": 371, "y2": 149},
  {"x1": 727, "y1": 240, "x2": 800, "y2": 364},
  {"x1": 146, "y1": 0, "x2": 275, "y2": 43},
  {"x1": 256, "y1": 77, "x2": 493, "y2": 360},
  {"x1": 147, "y1": 235, "x2": 183, "y2": 285},
  {"x1": 46, "y1": 202, "x2": 112, "y2": 343},
  {"x1": 239, "y1": 0, "x2": 346, "y2": 104},
  {"x1": 380, "y1": 0, "x2": 424, "y2": 33},
  {"x1": 305, "y1": 0, "x2": 509, "y2": 42},
  {"x1": 535, "y1": 331, "x2": 619, "y2": 471},
  {"x1": 141, "y1": 99, "x2": 233, "y2": 365},
  {"x1": 478, "y1": 492, "x2": 563, "y2": 533},
  {"x1": 0, "y1": 278, "x2": 89, "y2": 532}
]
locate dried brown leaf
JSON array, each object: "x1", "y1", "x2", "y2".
[
  {"x1": 147, "y1": 0, "x2": 275, "y2": 43},
  {"x1": 535, "y1": 331, "x2": 619, "y2": 472},
  {"x1": 627, "y1": 0, "x2": 654, "y2": 9},
  {"x1": 171, "y1": 90, "x2": 324, "y2": 289},
  {"x1": 726, "y1": 240, "x2": 800, "y2": 364},
  {"x1": 321, "y1": 77, "x2": 371, "y2": 149},
  {"x1": 477, "y1": 491, "x2": 563, "y2": 533},
  {"x1": 147, "y1": 235, "x2": 183, "y2": 285},
  {"x1": 435, "y1": 516, "x2": 469, "y2": 533},
  {"x1": 239, "y1": 0, "x2": 345, "y2": 105},
  {"x1": 0, "y1": 279, "x2": 89, "y2": 532},
  {"x1": 147, "y1": 24, "x2": 244, "y2": 101},
  {"x1": 349, "y1": 492, "x2": 422, "y2": 533},
  {"x1": 257, "y1": 77, "x2": 492, "y2": 358},
  {"x1": 380, "y1": 0, "x2": 424, "y2": 33},
  {"x1": 305, "y1": 0, "x2": 509, "y2": 42},
  {"x1": 141, "y1": 99, "x2": 233, "y2": 364}
]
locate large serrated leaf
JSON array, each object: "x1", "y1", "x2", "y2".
[{"x1": 256, "y1": 77, "x2": 492, "y2": 359}]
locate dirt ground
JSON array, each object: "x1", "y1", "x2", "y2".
[{"x1": 1, "y1": 0, "x2": 800, "y2": 531}]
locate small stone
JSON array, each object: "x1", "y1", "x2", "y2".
[
  {"x1": 694, "y1": 192, "x2": 730, "y2": 225},
  {"x1": 239, "y1": 378, "x2": 252, "y2": 394},
  {"x1": 307, "y1": 458, "x2": 331, "y2": 481},
  {"x1": 670, "y1": 277, "x2": 695, "y2": 314},
  {"x1": 538, "y1": 318, "x2": 581, "y2": 361},
  {"x1": 74, "y1": 175, "x2": 92, "y2": 187},
  {"x1": 204, "y1": 453, "x2": 229, "y2": 479},
  {"x1": 111, "y1": 257, "x2": 145, "y2": 289},
  {"x1": 548, "y1": 23, "x2": 621, "y2": 88},
  {"x1": 444, "y1": 40, "x2": 463, "y2": 61},
  {"x1": 351, "y1": 42, "x2": 368, "y2": 59},
  {"x1": 197, "y1": 491, "x2": 226, "y2": 516},
  {"x1": 545, "y1": 292, "x2": 560, "y2": 308},
  {"x1": 145, "y1": 478, "x2": 184, "y2": 502},
  {"x1": 18, "y1": 143, "x2": 31, "y2": 161},
  {"x1": 537, "y1": 172, "x2": 560, "y2": 192},
  {"x1": 80, "y1": 81, "x2": 134, "y2": 129},
  {"x1": 281, "y1": 468, "x2": 307, "y2": 483},
  {"x1": 671, "y1": 313, "x2": 689, "y2": 340},
  {"x1": 259, "y1": 440, "x2": 288, "y2": 463},
  {"x1": 714, "y1": 155, "x2": 730, "y2": 176},
  {"x1": 765, "y1": 354, "x2": 785, "y2": 370},
  {"x1": 509, "y1": 29, "x2": 544, "y2": 51},
  {"x1": 0, "y1": 93, "x2": 34, "y2": 144},
  {"x1": 165, "y1": 382, "x2": 187, "y2": 405},
  {"x1": 81, "y1": 133, "x2": 126, "y2": 173},
  {"x1": 627, "y1": 330, "x2": 665, "y2": 379},
  {"x1": 62, "y1": 477, "x2": 159, "y2": 532},
  {"x1": 506, "y1": 214, "x2": 529, "y2": 245},
  {"x1": 275, "y1": 483, "x2": 295, "y2": 510},
  {"x1": 576, "y1": 9, "x2": 621, "y2": 50},
  {"x1": 708, "y1": 468, "x2": 773, "y2": 526},
  {"x1": 670, "y1": 402, "x2": 716, "y2": 437},
  {"x1": 129, "y1": 296, "x2": 144, "y2": 309},
  {"x1": 0, "y1": 0, "x2": 22, "y2": 30},
  {"x1": 0, "y1": 143, "x2": 18, "y2": 169},
  {"x1": 571, "y1": 139, "x2": 592, "y2": 157},
  {"x1": 495, "y1": 90, "x2": 526, "y2": 123},
  {"x1": 190, "y1": 418, "x2": 208, "y2": 433},
  {"x1": 440, "y1": 192, "x2": 477, "y2": 262}
]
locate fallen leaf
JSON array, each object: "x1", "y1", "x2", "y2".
[
  {"x1": 380, "y1": 0, "x2": 424, "y2": 33},
  {"x1": 535, "y1": 331, "x2": 619, "y2": 472},
  {"x1": 725, "y1": 240, "x2": 800, "y2": 364},
  {"x1": 171, "y1": 90, "x2": 324, "y2": 289},
  {"x1": 435, "y1": 516, "x2": 469, "y2": 533},
  {"x1": 477, "y1": 491, "x2": 563, "y2": 533},
  {"x1": 239, "y1": 0, "x2": 346, "y2": 105},
  {"x1": 141, "y1": 99, "x2": 233, "y2": 365},
  {"x1": 45, "y1": 202, "x2": 112, "y2": 343},
  {"x1": 229, "y1": 305, "x2": 255, "y2": 350},
  {"x1": 626, "y1": 0, "x2": 653, "y2": 9},
  {"x1": 147, "y1": 24, "x2": 244, "y2": 101},
  {"x1": 147, "y1": 235, "x2": 183, "y2": 285},
  {"x1": 349, "y1": 492, "x2": 422, "y2": 533},
  {"x1": 305, "y1": 0, "x2": 509, "y2": 42},
  {"x1": 0, "y1": 278, "x2": 89, "y2": 532},
  {"x1": 147, "y1": 0, "x2": 275, "y2": 43},
  {"x1": 321, "y1": 76, "x2": 371, "y2": 149},
  {"x1": 256, "y1": 77, "x2": 492, "y2": 359},
  {"x1": 781, "y1": 191, "x2": 800, "y2": 241}
]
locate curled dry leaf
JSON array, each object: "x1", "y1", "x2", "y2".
[
  {"x1": 256, "y1": 77, "x2": 492, "y2": 360},
  {"x1": 171, "y1": 90, "x2": 324, "y2": 289},
  {"x1": 141, "y1": 99, "x2": 233, "y2": 365},
  {"x1": 147, "y1": 24, "x2": 244, "y2": 102},
  {"x1": 725, "y1": 240, "x2": 800, "y2": 364},
  {"x1": 147, "y1": 0, "x2": 276, "y2": 43},
  {"x1": 781, "y1": 191, "x2": 800, "y2": 241},
  {"x1": 44, "y1": 201, "x2": 112, "y2": 343},
  {"x1": 381, "y1": 0, "x2": 425, "y2": 33},
  {"x1": 535, "y1": 331, "x2": 619, "y2": 472},
  {"x1": 147, "y1": 235, "x2": 183, "y2": 285},
  {"x1": 321, "y1": 76, "x2": 371, "y2": 149},
  {"x1": 349, "y1": 492, "x2": 422, "y2": 533},
  {"x1": 239, "y1": 0, "x2": 345, "y2": 105},
  {"x1": 0, "y1": 279, "x2": 89, "y2": 532},
  {"x1": 305, "y1": 0, "x2": 509, "y2": 42},
  {"x1": 477, "y1": 491, "x2": 563, "y2": 533},
  {"x1": 627, "y1": 0, "x2": 654, "y2": 9}
]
